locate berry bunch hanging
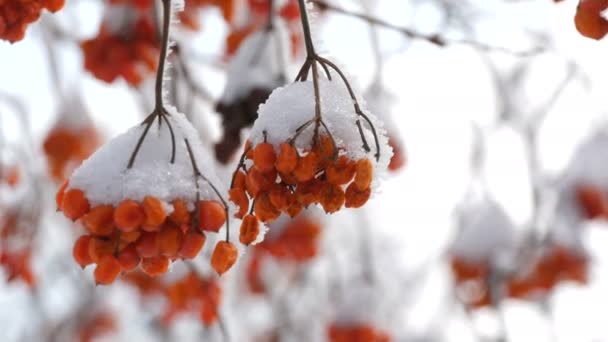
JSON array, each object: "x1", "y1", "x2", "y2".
[
  {"x1": 230, "y1": 0, "x2": 392, "y2": 244},
  {"x1": 246, "y1": 214, "x2": 320, "y2": 294},
  {"x1": 81, "y1": 4, "x2": 158, "y2": 85},
  {"x1": 507, "y1": 244, "x2": 587, "y2": 300},
  {"x1": 43, "y1": 100, "x2": 100, "y2": 182},
  {"x1": 449, "y1": 197, "x2": 517, "y2": 309},
  {"x1": 0, "y1": 0, "x2": 64, "y2": 43},
  {"x1": 57, "y1": 0, "x2": 245, "y2": 283},
  {"x1": 162, "y1": 270, "x2": 222, "y2": 326}
]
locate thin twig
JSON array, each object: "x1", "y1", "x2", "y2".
[
  {"x1": 311, "y1": 0, "x2": 541, "y2": 57},
  {"x1": 184, "y1": 139, "x2": 231, "y2": 242}
]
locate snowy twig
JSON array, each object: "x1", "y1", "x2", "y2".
[{"x1": 294, "y1": 0, "x2": 380, "y2": 161}]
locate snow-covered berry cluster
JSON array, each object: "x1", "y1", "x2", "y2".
[
  {"x1": 56, "y1": 108, "x2": 241, "y2": 283},
  {"x1": 230, "y1": 78, "x2": 391, "y2": 244}
]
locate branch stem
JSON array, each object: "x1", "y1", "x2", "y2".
[{"x1": 154, "y1": 0, "x2": 172, "y2": 112}]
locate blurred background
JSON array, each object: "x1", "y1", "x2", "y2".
[{"x1": 1, "y1": 0, "x2": 608, "y2": 341}]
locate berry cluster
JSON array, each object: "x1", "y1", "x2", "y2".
[
  {"x1": 162, "y1": 271, "x2": 222, "y2": 326},
  {"x1": 328, "y1": 323, "x2": 391, "y2": 342},
  {"x1": 451, "y1": 245, "x2": 588, "y2": 309},
  {"x1": 232, "y1": 136, "x2": 374, "y2": 245},
  {"x1": 0, "y1": 0, "x2": 64, "y2": 43},
  {"x1": 246, "y1": 215, "x2": 321, "y2": 293},
  {"x1": 574, "y1": 0, "x2": 608, "y2": 40},
  {"x1": 81, "y1": 16, "x2": 159, "y2": 85},
  {"x1": 122, "y1": 270, "x2": 223, "y2": 326},
  {"x1": 57, "y1": 185, "x2": 229, "y2": 284},
  {"x1": 43, "y1": 126, "x2": 100, "y2": 182},
  {"x1": 507, "y1": 245, "x2": 587, "y2": 299}
]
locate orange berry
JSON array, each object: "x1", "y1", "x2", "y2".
[
  {"x1": 179, "y1": 232, "x2": 206, "y2": 259},
  {"x1": 211, "y1": 241, "x2": 238, "y2": 275},
  {"x1": 157, "y1": 224, "x2": 184, "y2": 256},
  {"x1": 575, "y1": 0, "x2": 608, "y2": 40},
  {"x1": 450, "y1": 258, "x2": 488, "y2": 283},
  {"x1": 73, "y1": 235, "x2": 93, "y2": 268},
  {"x1": 254, "y1": 193, "x2": 281, "y2": 222},
  {"x1": 326, "y1": 156, "x2": 356, "y2": 185},
  {"x1": 275, "y1": 143, "x2": 298, "y2": 174},
  {"x1": 320, "y1": 183, "x2": 345, "y2": 214},
  {"x1": 245, "y1": 140, "x2": 254, "y2": 159},
  {"x1": 114, "y1": 200, "x2": 145, "y2": 232},
  {"x1": 82, "y1": 205, "x2": 115, "y2": 236},
  {"x1": 293, "y1": 152, "x2": 318, "y2": 182},
  {"x1": 233, "y1": 170, "x2": 247, "y2": 190},
  {"x1": 388, "y1": 138, "x2": 406, "y2": 171},
  {"x1": 56, "y1": 180, "x2": 69, "y2": 210},
  {"x1": 88, "y1": 237, "x2": 115, "y2": 263},
  {"x1": 62, "y1": 188, "x2": 90, "y2": 221},
  {"x1": 269, "y1": 184, "x2": 289, "y2": 210},
  {"x1": 135, "y1": 231, "x2": 158, "y2": 258},
  {"x1": 141, "y1": 256, "x2": 170, "y2": 276},
  {"x1": 143, "y1": 196, "x2": 167, "y2": 229},
  {"x1": 353, "y1": 159, "x2": 373, "y2": 191},
  {"x1": 239, "y1": 215, "x2": 260, "y2": 245},
  {"x1": 295, "y1": 180, "x2": 323, "y2": 206},
  {"x1": 170, "y1": 199, "x2": 191, "y2": 226},
  {"x1": 246, "y1": 167, "x2": 276, "y2": 197},
  {"x1": 344, "y1": 183, "x2": 371, "y2": 208},
  {"x1": 279, "y1": 170, "x2": 298, "y2": 185},
  {"x1": 118, "y1": 244, "x2": 141, "y2": 271},
  {"x1": 285, "y1": 193, "x2": 303, "y2": 218},
  {"x1": 201, "y1": 304, "x2": 219, "y2": 326},
  {"x1": 253, "y1": 143, "x2": 277, "y2": 173},
  {"x1": 576, "y1": 184, "x2": 608, "y2": 220},
  {"x1": 94, "y1": 256, "x2": 122, "y2": 285},
  {"x1": 229, "y1": 188, "x2": 249, "y2": 219},
  {"x1": 120, "y1": 230, "x2": 142, "y2": 243},
  {"x1": 314, "y1": 135, "x2": 336, "y2": 168},
  {"x1": 198, "y1": 200, "x2": 226, "y2": 232}
]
